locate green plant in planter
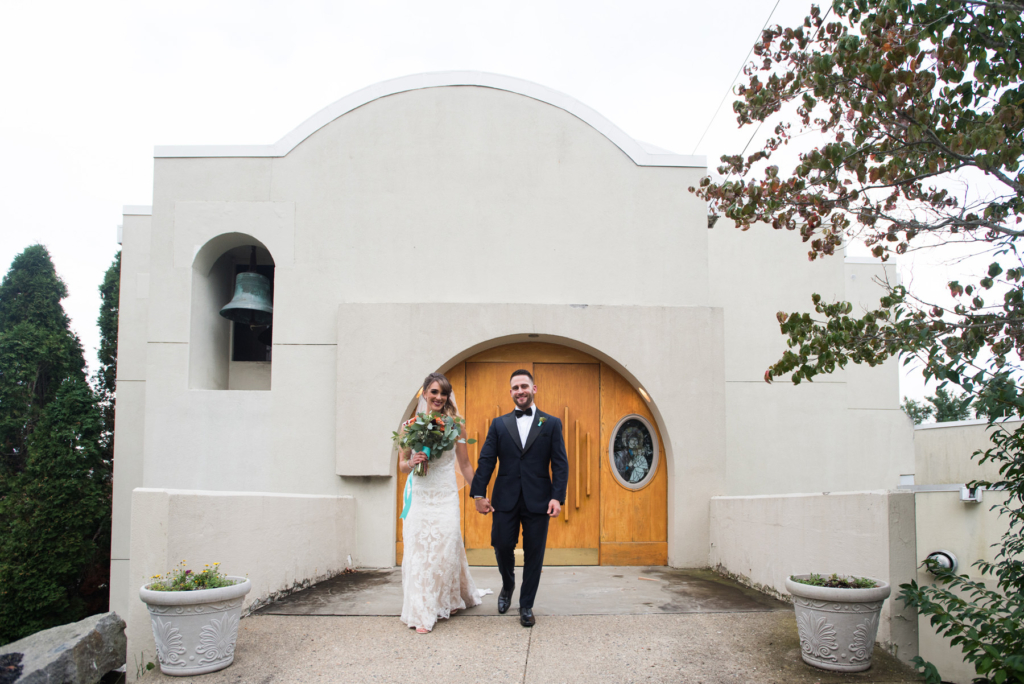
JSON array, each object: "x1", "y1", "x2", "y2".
[
  {"x1": 148, "y1": 561, "x2": 238, "y2": 592},
  {"x1": 791, "y1": 573, "x2": 878, "y2": 589}
]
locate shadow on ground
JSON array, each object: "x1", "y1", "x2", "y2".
[{"x1": 256, "y1": 566, "x2": 789, "y2": 617}]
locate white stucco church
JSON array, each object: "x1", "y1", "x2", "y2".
[{"x1": 111, "y1": 72, "x2": 1001, "y2": 680}]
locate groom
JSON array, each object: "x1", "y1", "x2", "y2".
[{"x1": 471, "y1": 369, "x2": 569, "y2": 627}]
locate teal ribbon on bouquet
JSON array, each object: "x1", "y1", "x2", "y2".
[{"x1": 400, "y1": 446, "x2": 431, "y2": 520}]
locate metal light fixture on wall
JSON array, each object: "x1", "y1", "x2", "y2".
[
  {"x1": 925, "y1": 550, "x2": 958, "y2": 574},
  {"x1": 220, "y1": 246, "x2": 273, "y2": 327}
]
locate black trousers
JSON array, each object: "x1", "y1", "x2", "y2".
[{"x1": 491, "y1": 492, "x2": 550, "y2": 610}]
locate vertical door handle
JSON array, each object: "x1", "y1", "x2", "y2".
[
  {"x1": 586, "y1": 432, "x2": 591, "y2": 497},
  {"x1": 564, "y1": 407, "x2": 569, "y2": 522},
  {"x1": 575, "y1": 420, "x2": 580, "y2": 509}
]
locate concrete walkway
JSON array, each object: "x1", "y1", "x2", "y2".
[
  {"x1": 141, "y1": 567, "x2": 921, "y2": 684},
  {"x1": 258, "y1": 567, "x2": 788, "y2": 617}
]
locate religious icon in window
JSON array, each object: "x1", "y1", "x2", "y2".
[{"x1": 609, "y1": 415, "x2": 659, "y2": 490}]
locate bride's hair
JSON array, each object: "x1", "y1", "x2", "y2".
[{"x1": 420, "y1": 372, "x2": 460, "y2": 417}]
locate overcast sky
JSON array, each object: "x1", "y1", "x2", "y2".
[{"x1": 0, "y1": 0, "x2": 981, "y2": 404}]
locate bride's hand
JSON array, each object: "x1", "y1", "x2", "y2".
[{"x1": 409, "y1": 451, "x2": 428, "y2": 466}]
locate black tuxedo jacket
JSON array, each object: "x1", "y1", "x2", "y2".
[{"x1": 470, "y1": 408, "x2": 569, "y2": 514}]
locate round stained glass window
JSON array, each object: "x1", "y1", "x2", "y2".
[{"x1": 608, "y1": 415, "x2": 659, "y2": 490}]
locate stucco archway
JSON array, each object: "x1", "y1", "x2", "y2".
[{"x1": 394, "y1": 339, "x2": 670, "y2": 566}]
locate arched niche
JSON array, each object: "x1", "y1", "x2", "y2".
[{"x1": 189, "y1": 233, "x2": 275, "y2": 391}]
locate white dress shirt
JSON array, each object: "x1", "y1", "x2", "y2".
[{"x1": 515, "y1": 403, "x2": 535, "y2": 448}]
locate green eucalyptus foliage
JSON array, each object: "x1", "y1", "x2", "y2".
[
  {"x1": 0, "y1": 246, "x2": 111, "y2": 645},
  {"x1": 690, "y1": 0, "x2": 1024, "y2": 681}
]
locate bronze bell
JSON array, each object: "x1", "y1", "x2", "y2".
[{"x1": 220, "y1": 246, "x2": 273, "y2": 326}]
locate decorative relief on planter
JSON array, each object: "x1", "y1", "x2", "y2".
[
  {"x1": 793, "y1": 597, "x2": 885, "y2": 613},
  {"x1": 849, "y1": 613, "x2": 880, "y2": 665},
  {"x1": 151, "y1": 617, "x2": 186, "y2": 666},
  {"x1": 796, "y1": 614, "x2": 839, "y2": 663},
  {"x1": 196, "y1": 614, "x2": 239, "y2": 665},
  {"x1": 145, "y1": 598, "x2": 244, "y2": 616}
]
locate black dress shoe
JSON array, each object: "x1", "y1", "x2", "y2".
[
  {"x1": 497, "y1": 588, "x2": 512, "y2": 614},
  {"x1": 519, "y1": 607, "x2": 535, "y2": 627}
]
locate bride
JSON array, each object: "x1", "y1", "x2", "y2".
[{"x1": 398, "y1": 372, "x2": 490, "y2": 633}]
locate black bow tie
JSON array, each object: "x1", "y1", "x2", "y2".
[{"x1": 514, "y1": 407, "x2": 533, "y2": 418}]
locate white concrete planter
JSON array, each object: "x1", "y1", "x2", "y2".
[
  {"x1": 139, "y1": 577, "x2": 251, "y2": 676},
  {"x1": 784, "y1": 575, "x2": 890, "y2": 673}
]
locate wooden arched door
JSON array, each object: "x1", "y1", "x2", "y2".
[{"x1": 396, "y1": 342, "x2": 667, "y2": 566}]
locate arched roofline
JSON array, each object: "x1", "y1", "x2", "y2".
[{"x1": 154, "y1": 71, "x2": 706, "y2": 168}]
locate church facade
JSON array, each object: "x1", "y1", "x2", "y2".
[{"x1": 111, "y1": 72, "x2": 918, "y2": 673}]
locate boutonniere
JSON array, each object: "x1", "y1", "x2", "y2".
[{"x1": 538, "y1": 417, "x2": 547, "y2": 427}]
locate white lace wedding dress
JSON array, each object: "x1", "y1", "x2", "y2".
[{"x1": 400, "y1": 447, "x2": 490, "y2": 631}]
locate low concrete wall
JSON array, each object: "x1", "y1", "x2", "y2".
[
  {"x1": 914, "y1": 418, "x2": 1021, "y2": 485},
  {"x1": 126, "y1": 489, "x2": 355, "y2": 681},
  {"x1": 710, "y1": 491, "x2": 918, "y2": 664},
  {"x1": 912, "y1": 420, "x2": 1017, "y2": 683}
]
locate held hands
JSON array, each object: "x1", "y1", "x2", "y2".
[
  {"x1": 474, "y1": 497, "x2": 494, "y2": 515},
  {"x1": 547, "y1": 499, "x2": 561, "y2": 517}
]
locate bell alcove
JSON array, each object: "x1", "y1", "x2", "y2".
[{"x1": 189, "y1": 237, "x2": 275, "y2": 391}]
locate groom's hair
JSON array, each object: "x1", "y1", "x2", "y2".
[{"x1": 510, "y1": 369, "x2": 534, "y2": 384}]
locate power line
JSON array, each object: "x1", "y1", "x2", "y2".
[{"x1": 691, "y1": 0, "x2": 783, "y2": 155}]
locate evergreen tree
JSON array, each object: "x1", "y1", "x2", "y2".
[
  {"x1": 0, "y1": 245, "x2": 110, "y2": 645},
  {"x1": 901, "y1": 398, "x2": 933, "y2": 425},
  {"x1": 927, "y1": 387, "x2": 974, "y2": 423},
  {"x1": 95, "y1": 251, "x2": 119, "y2": 459},
  {"x1": 0, "y1": 245, "x2": 86, "y2": 487},
  {"x1": 0, "y1": 380, "x2": 107, "y2": 643}
]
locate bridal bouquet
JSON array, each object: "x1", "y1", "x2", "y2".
[{"x1": 393, "y1": 411, "x2": 475, "y2": 476}]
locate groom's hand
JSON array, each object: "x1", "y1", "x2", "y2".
[
  {"x1": 475, "y1": 497, "x2": 493, "y2": 514},
  {"x1": 547, "y1": 499, "x2": 561, "y2": 517}
]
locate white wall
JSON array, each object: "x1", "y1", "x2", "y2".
[
  {"x1": 710, "y1": 491, "x2": 918, "y2": 664},
  {"x1": 126, "y1": 489, "x2": 355, "y2": 682},
  {"x1": 708, "y1": 222, "x2": 914, "y2": 496},
  {"x1": 109, "y1": 211, "x2": 151, "y2": 622}
]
